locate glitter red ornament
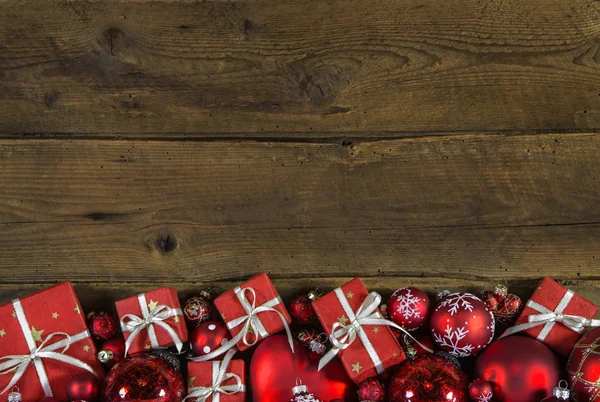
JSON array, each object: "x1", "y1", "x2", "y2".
[
  {"x1": 289, "y1": 290, "x2": 320, "y2": 324},
  {"x1": 65, "y1": 372, "x2": 100, "y2": 402},
  {"x1": 482, "y1": 285, "x2": 522, "y2": 329},
  {"x1": 102, "y1": 354, "x2": 184, "y2": 402},
  {"x1": 430, "y1": 292, "x2": 495, "y2": 357},
  {"x1": 297, "y1": 329, "x2": 327, "y2": 360},
  {"x1": 388, "y1": 354, "x2": 469, "y2": 402},
  {"x1": 357, "y1": 378, "x2": 385, "y2": 402},
  {"x1": 469, "y1": 379, "x2": 493, "y2": 402},
  {"x1": 183, "y1": 290, "x2": 212, "y2": 325},
  {"x1": 190, "y1": 320, "x2": 231, "y2": 357},
  {"x1": 86, "y1": 311, "x2": 119, "y2": 341},
  {"x1": 567, "y1": 327, "x2": 600, "y2": 402},
  {"x1": 388, "y1": 287, "x2": 430, "y2": 331},
  {"x1": 98, "y1": 337, "x2": 126, "y2": 369}
]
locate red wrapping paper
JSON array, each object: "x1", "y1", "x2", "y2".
[
  {"x1": 115, "y1": 287, "x2": 188, "y2": 355},
  {"x1": 312, "y1": 278, "x2": 406, "y2": 383},
  {"x1": 214, "y1": 273, "x2": 291, "y2": 351},
  {"x1": 0, "y1": 282, "x2": 104, "y2": 402},
  {"x1": 187, "y1": 359, "x2": 246, "y2": 402},
  {"x1": 514, "y1": 277, "x2": 598, "y2": 356}
]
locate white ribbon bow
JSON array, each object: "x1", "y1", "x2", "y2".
[
  {"x1": 184, "y1": 349, "x2": 245, "y2": 402},
  {"x1": 121, "y1": 294, "x2": 184, "y2": 356},
  {"x1": 191, "y1": 287, "x2": 293, "y2": 362},
  {"x1": 318, "y1": 289, "x2": 432, "y2": 373}
]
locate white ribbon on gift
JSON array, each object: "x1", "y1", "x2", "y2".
[
  {"x1": 121, "y1": 293, "x2": 184, "y2": 356},
  {"x1": 190, "y1": 286, "x2": 293, "y2": 362},
  {"x1": 500, "y1": 290, "x2": 600, "y2": 340},
  {"x1": 184, "y1": 349, "x2": 245, "y2": 402},
  {"x1": 318, "y1": 289, "x2": 433, "y2": 373},
  {"x1": 0, "y1": 299, "x2": 97, "y2": 397}
]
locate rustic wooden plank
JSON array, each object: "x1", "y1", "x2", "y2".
[
  {"x1": 0, "y1": 134, "x2": 599, "y2": 282},
  {"x1": 1, "y1": 0, "x2": 599, "y2": 136}
]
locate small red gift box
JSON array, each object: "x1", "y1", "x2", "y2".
[
  {"x1": 115, "y1": 287, "x2": 187, "y2": 355},
  {"x1": 187, "y1": 353, "x2": 246, "y2": 402},
  {"x1": 214, "y1": 273, "x2": 291, "y2": 351},
  {"x1": 312, "y1": 278, "x2": 406, "y2": 383},
  {"x1": 0, "y1": 282, "x2": 104, "y2": 402},
  {"x1": 511, "y1": 277, "x2": 598, "y2": 355}
]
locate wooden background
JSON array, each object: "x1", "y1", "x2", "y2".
[{"x1": 1, "y1": 0, "x2": 599, "y2": 311}]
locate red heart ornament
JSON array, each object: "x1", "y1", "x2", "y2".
[{"x1": 251, "y1": 335, "x2": 356, "y2": 402}]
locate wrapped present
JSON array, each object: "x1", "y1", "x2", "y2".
[
  {"x1": 501, "y1": 277, "x2": 599, "y2": 355},
  {"x1": 185, "y1": 349, "x2": 245, "y2": 402},
  {"x1": 312, "y1": 278, "x2": 408, "y2": 383},
  {"x1": 198, "y1": 273, "x2": 293, "y2": 361},
  {"x1": 116, "y1": 287, "x2": 187, "y2": 355},
  {"x1": 0, "y1": 282, "x2": 104, "y2": 402}
]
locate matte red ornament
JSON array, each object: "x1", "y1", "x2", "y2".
[
  {"x1": 469, "y1": 379, "x2": 493, "y2": 402},
  {"x1": 567, "y1": 327, "x2": 600, "y2": 402},
  {"x1": 250, "y1": 335, "x2": 355, "y2": 402},
  {"x1": 475, "y1": 336, "x2": 560, "y2": 402},
  {"x1": 87, "y1": 311, "x2": 119, "y2": 341},
  {"x1": 297, "y1": 329, "x2": 327, "y2": 360},
  {"x1": 357, "y1": 378, "x2": 385, "y2": 402},
  {"x1": 388, "y1": 287, "x2": 430, "y2": 331},
  {"x1": 102, "y1": 354, "x2": 184, "y2": 402},
  {"x1": 482, "y1": 285, "x2": 522, "y2": 329},
  {"x1": 430, "y1": 293, "x2": 495, "y2": 357},
  {"x1": 183, "y1": 293, "x2": 211, "y2": 325},
  {"x1": 290, "y1": 291, "x2": 319, "y2": 324},
  {"x1": 190, "y1": 320, "x2": 231, "y2": 357},
  {"x1": 388, "y1": 354, "x2": 469, "y2": 402},
  {"x1": 98, "y1": 337, "x2": 126, "y2": 369},
  {"x1": 66, "y1": 372, "x2": 100, "y2": 402}
]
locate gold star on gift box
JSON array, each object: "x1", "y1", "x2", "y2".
[
  {"x1": 337, "y1": 315, "x2": 349, "y2": 325},
  {"x1": 83, "y1": 345, "x2": 90, "y2": 352},
  {"x1": 372, "y1": 327, "x2": 380, "y2": 333},
  {"x1": 352, "y1": 362, "x2": 363, "y2": 373},
  {"x1": 346, "y1": 292, "x2": 354, "y2": 299},
  {"x1": 0, "y1": 329, "x2": 5, "y2": 337},
  {"x1": 148, "y1": 300, "x2": 159, "y2": 312},
  {"x1": 52, "y1": 312, "x2": 59, "y2": 319},
  {"x1": 31, "y1": 326, "x2": 44, "y2": 342},
  {"x1": 188, "y1": 377, "x2": 196, "y2": 388}
]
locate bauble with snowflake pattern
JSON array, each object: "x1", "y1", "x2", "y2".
[
  {"x1": 469, "y1": 379, "x2": 494, "y2": 402},
  {"x1": 388, "y1": 287, "x2": 430, "y2": 331},
  {"x1": 566, "y1": 327, "x2": 600, "y2": 402},
  {"x1": 430, "y1": 292, "x2": 494, "y2": 357}
]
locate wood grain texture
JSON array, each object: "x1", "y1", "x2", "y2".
[
  {"x1": 0, "y1": 133, "x2": 599, "y2": 282},
  {"x1": 1, "y1": 0, "x2": 600, "y2": 136}
]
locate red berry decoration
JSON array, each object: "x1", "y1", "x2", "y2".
[
  {"x1": 388, "y1": 354, "x2": 469, "y2": 402},
  {"x1": 297, "y1": 329, "x2": 327, "y2": 360},
  {"x1": 540, "y1": 381, "x2": 571, "y2": 401},
  {"x1": 290, "y1": 290, "x2": 320, "y2": 324},
  {"x1": 358, "y1": 378, "x2": 385, "y2": 402},
  {"x1": 469, "y1": 379, "x2": 493, "y2": 402},
  {"x1": 475, "y1": 336, "x2": 560, "y2": 402},
  {"x1": 388, "y1": 287, "x2": 430, "y2": 331},
  {"x1": 567, "y1": 327, "x2": 600, "y2": 402},
  {"x1": 183, "y1": 291, "x2": 212, "y2": 325},
  {"x1": 86, "y1": 311, "x2": 118, "y2": 341},
  {"x1": 98, "y1": 337, "x2": 126, "y2": 369},
  {"x1": 482, "y1": 285, "x2": 522, "y2": 329},
  {"x1": 65, "y1": 372, "x2": 100, "y2": 402},
  {"x1": 430, "y1": 292, "x2": 494, "y2": 357},
  {"x1": 190, "y1": 320, "x2": 230, "y2": 357}
]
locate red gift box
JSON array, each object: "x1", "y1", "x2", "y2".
[
  {"x1": 312, "y1": 278, "x2": 406, "y2": 383},
  {"x1": 510, "y1": 277, "x2": 598, "y2": 356},
  {"x1": 0, "y1": 282, "x2": 104, "y2": 402},
  {"x1": 116, "y1": 287, "x2": 187, "y2": 355},
  {"x1": 214, "y1": 273, "x2": 291, "y2": 352},
  {"x1": 187, "y1": 351, "x2": 246, "y2": 402}
]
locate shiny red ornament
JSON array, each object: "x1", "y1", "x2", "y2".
[
  {"x1": 388, "y1": 354, "x2": 469, "y2": 402},
  {"x1": 567, "y1": 327, "x2": 600, "y2": 402},
  {"x1": 482, "y1": 285, "x2": 523, "y2": 329},
  {"x1": 475, "y1": 336, "x2": 560, "y2": 402},
  {"x1": 65, "y1": 372, "x2": 100, "y2": 402},
  {"x1": 98, "y1": 337, "x2": 126, "y2": 369},
  {"x1": 290, "y1": 290, "x2": 320, "y2": 324},
  {"x1": 190, "y1": 320, "x2": 230, "y2": 357},
  {"x1": 357, "y1": 378, "x2": 385, "y2": 402},
  {"x1": 183, "y1": 292, "x2": 212, "y2": 325},
  {"x1": 388, "y1": 287, "x2": 430, "y2": 331},
  {"x1": 379, "y1": 304, "x2": 402, "y2": 338},
  {"x1": 86, "y1": 311, "x2": 118, "y2": 341},
  {"x1": 430, "y1": 292, "x2": 495, "y2": 357},
  {"x1": 469, "y1": 379, "x2": 493, "y2": 402},
  {"x1": 102, "y1": 354, "x2": 184, "y2": 402},
  {"x1": 251, "y1": 335, "x2": 355, "y2": 402},
  {"x1": 297, "y1": 329, "x2": 327, "y2": 360}
]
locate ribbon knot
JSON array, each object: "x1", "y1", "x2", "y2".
[{"x1": 184, "y1": 349, "x2": 245, "y2": 402}]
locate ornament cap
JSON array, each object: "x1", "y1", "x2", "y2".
[
  {"x1": 552, "y1": 380, "x2": 570, "y2": 400},
  {"x1": 436, "y1": 290, "x2": 451, "y2": 301},
  {"x1": 307, "y1": 290, "x2": 320, "y2": 301},
  {"x1": 98, "y1": 349, "x2": 114, "y2": 363},
  {"x1": 292, "y1": 384, "x2": 308, "y2": 395},
  {"x1": 494, "y1": 284, "x2": 508, "y2": 296}
]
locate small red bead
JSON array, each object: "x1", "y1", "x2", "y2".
[{"x1": 87, "y1": 311, "x2": 119, "y2": 341}]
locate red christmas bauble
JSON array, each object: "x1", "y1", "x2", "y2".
[
  {"x1": 469, "y1": 379, "x2": 493, "y2": 402},
  {"x1": 290, "y1": 292, "x2": 319, "y2": 324},
  {"x1": 98, "y1": 337, "x2": 126, "y2": 369},
  {"x1": 567, "y1": 327, "x2": 600, "y2": 402},
  {"x1": 87, "y1": 311, "x2": 119, "y2": 341},
  {"x1": 190, "y1": 321, "x2": 230, "y2": 357},
  {"x1": 357, "y1": 378, "x2": 385, "y2": 402},
  {"x1": 475, "y1": 336, "x2": 560, "y2": 402},
  {"x1": 297, "y1": 329, "x2": 327, "y2": 360},
  {"x1": 102, "y1": 354, "x2": 184, "y2": 402},
  {"x1": 430, "y1": 293, "x2": 495, "y2": 357},
  {"x1": 183, "y1": 295, "x2": 211, "y2": 325},
  {"x1": 388, "y1": 354, "x2": 469, "y2": 402},
  {"x1": 388, "y1": 287, "x2": 430, "y2": 331},
  {"x1": 482, "y1": 285, "x2": 522, "y2": 329},
  {"x1": 66, "y1": 372, "x2": 100, "y2": 402},
  {"x1": 291, "y1": 383, "x2": 323, "y2": 402}
]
